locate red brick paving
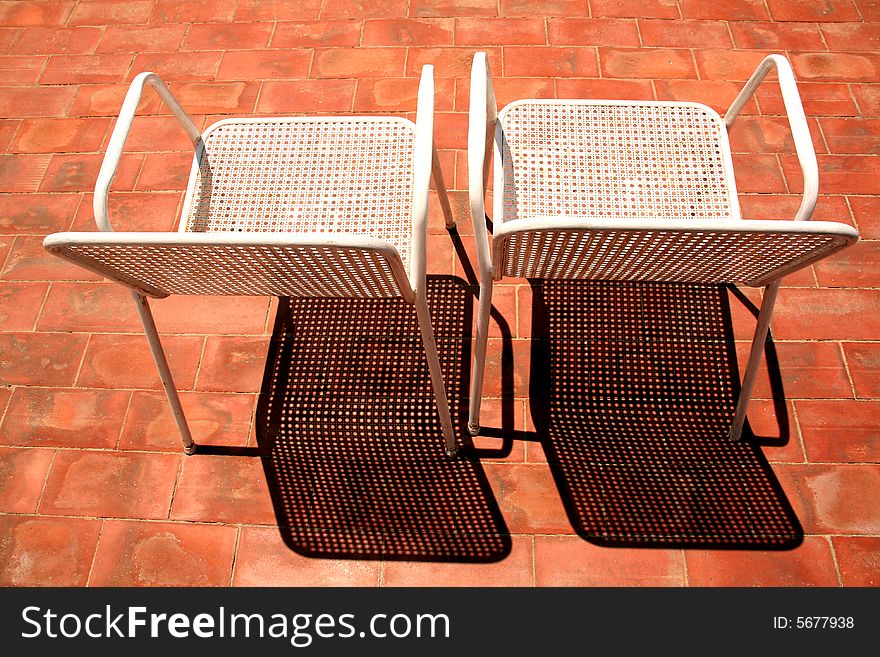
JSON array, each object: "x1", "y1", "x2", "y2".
[
  {"x1": 232, "y1": 526, "x2": 380, "y2": 587},
  {"x1": 382, "y1": 535, "x2": 534, "y2": 586},
  {"x1": 831, "y1": 536, "x2": 880, "y2": 586},
  {"x1": 0, "y1": 0, "x2": 877, "y2": 587},
  {"x1": 684, "y1": 536, "x2": 841, "y2": 586},
  {"x1": 89, "y1": 519, "x2": 237, "y2": 586},
  {"x1": 0, "y1": 446, "x2": 54, "y2": 513},
  {"x1": 76, "y1": 333, "x2": 203, "y2": 390},
  {"x1": 534, "y1": 536, "x2": 686, "y2": 586},
  {"x1": 169, "y1": 455, "x2": 275, "y2": 525},
  {"x1": 39, "y1": 449, "x2": 180, "y2": 518},
  {"x1": 119, "y1": 390, "x2": 255, "y2": 451},
  {"x1": 0, "y1": 515, "x2": 101, "y2": 586}
]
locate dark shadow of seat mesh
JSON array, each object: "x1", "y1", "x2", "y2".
[
  {"x1": 531, "y1": 280, "x2": 802, "y2": 549},
  {"x1": 256, "y1": 277, "x2": 510, "y2": 562}
]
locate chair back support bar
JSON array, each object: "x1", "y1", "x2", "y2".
[
  {"x1": 410, "y1": 65, "x2": 435, "y2": 294},
  {"x1": 468, "y1": 52, "x2": 498, "y2": 283},
  {"x1": 43, "y1": 232, "x2": 411, "y2": 300},
  {"x1": 494, "y1": 219, "x2": 857, "y2": 286}
]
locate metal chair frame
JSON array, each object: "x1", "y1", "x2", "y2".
[
  {"x1": 45, "y1": 66, "x2": 458, "y2": 456},
  {"x1": 466, "y1": 52, "x2": 858, "y2": 441}
]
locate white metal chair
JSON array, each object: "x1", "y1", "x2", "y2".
[
  {"x1": 44, "y1": 65, "x2": 459, "y2": 456},
  {"x1": 467, "y1": 52, "x2": 858, "y2": 441}
]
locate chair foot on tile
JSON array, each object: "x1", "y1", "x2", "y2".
[
  {"x1": 184, "y1": 443, "x2": 198, "y2": 455},
  {"x1": 467, "y1": 421, "x2": 480, "y2": 436}
]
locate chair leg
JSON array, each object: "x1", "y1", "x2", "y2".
[
  {"x1": 414, "y1": 293, "x2": 457, "y2": 455},
  {"x1": 468, "y1": 279, "x2": 493, "y2": 436},
  {"x1": 432, "y1": 145, "x2": 455, "y2": 229},
  {"x1": 132, "y1": 292, "x2": 197, "y2": 455},
  {"x1": 729, "y1": 281, "x2": 781, "y2": 442}
]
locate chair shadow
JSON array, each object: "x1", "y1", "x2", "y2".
[
  {"x1": 528, "y1": 279, "x2": 803, "y2": 550},
  {"x1": 252, "y1": 275, "x2": 511, "y2": 563}
]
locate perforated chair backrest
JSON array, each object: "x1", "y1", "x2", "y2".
[
  {"x1": 43, "y1": 233, "x2": 412, "y2": 300},
  {"x1": 494, "y1": 218, "x2": 858, "y2": 286}
]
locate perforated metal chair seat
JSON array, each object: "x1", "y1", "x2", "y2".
[
  {"x1": 491, "y1": 100, "x2": 853, "y2": 286},
  {"x1": 183, "y1": 117, "x2": 417, "y2": 278},
  {"x1": 47, "y1": 116, "x2": 421, "y2": 300},
  {"x1": 499, "y1": 100, "x2": 739, "y2": 225}
]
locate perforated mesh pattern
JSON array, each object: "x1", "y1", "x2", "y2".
[
  {"x1": 500, "y1": 102, "x2": 735, "y2": 223},
  {"x1": 258, "y1": 281, "x2": 510, "y2": 560},
  {"x1": 184, "y1": 119, "x2": 416, "y2": 277},
  {"x1": 61, "y1": 243, "x2": 405, "y2": 298},
  {"x1": 531, "y1": 281, "x2": 801, "y2": 547},
  {"x1": 500, "y1": 229, "x2": 848, "y2": 286}
]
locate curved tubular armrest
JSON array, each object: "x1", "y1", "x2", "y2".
[
  {"x1": 410, "y1": 64, "x2": 435, "y2": 295},
  {"x1": 468, "y1": 52, "x2": 498, "y2": 282},
  {"x1": 725, "y1": 54, "x2": 818, "y2": 222},
  {"x1": 94, "y1": 72, "x2": 201, "y2": 233}
]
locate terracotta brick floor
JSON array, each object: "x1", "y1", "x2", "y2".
[{"x1": 1, "y1": 0, "x2": 878, "y2": 587}]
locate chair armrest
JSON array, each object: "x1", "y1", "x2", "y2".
[
  {"x1": 94, "y1": 72, "x2": 202, "y2": 232},
  {"x1": 724, "y1": 54, "x2": 818, "y2": 222},
  {"x1": 468, "y1": 52, "x2": 498, "y2": 282},
  {"x1": 410, "y1": 64, "x2": 434, "y2": 294}
]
